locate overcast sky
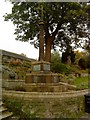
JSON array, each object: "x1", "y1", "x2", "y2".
[{"x1": 0, "y1": 1, "x2": 39, "y2": 59}]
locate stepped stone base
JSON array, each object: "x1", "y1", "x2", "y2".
[
  {"x1": 24, "y1": 83, "x2": 68, "y2": 92},
  {"x1": 25, "y1": 61, "x2": 60, "y2": 92},
  {"x1": 25, "y1": 73, "x2": 59, "y2": 83}
]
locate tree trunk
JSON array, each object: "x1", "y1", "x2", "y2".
[
  {"x1": 44, "y1": 24, "x2": 60, "y2": 62},
  {"x1": 45, "y1": 37, "x2": 53, "y2": 62}
]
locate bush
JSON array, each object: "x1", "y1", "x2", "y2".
[
  {"x1": 3, "y1": 97, "x2": 37, "y2": 119},
  {"x1": 78, "y1": 58, "x2": 87, "y2": 69},
  {"x1": 51, "y1": 62, "x2": 70, "y2": 75},
  {"x1": 3, "y1": 98, "x2": 24, "y2": 116},
  {"x1": 51, "y1": 50, "x2": 70, "y2": 74}
]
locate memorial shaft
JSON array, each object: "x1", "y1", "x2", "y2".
[{"x1": 39, "y1": 20, "x2": 44, "y2": 61}]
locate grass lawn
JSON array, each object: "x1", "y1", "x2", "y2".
[{"x1": 72, "y1": 76, "x2": 88, "y2": 90}]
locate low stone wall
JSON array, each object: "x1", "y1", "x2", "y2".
[
  {"x1": 2, "y1": 79, "x2": 77, "y2": 92},
  {"x1": 2, "y1": 89, "x2": 88, "y2": 118},
  {"x1": 2, "y1": 79, "x2": 25, "y2": 90},
  {"x1": 24, "y1": 82, "x2": 76, "y2": 92},
  {"x1": 60, "y1": 82, "x2": 76, "y2": 90}
]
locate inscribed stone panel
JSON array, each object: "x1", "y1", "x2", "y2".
[
  {"x1": 33, "y1": 65, "x2": 40, "y2": 71},
  {"x1": 43, "y1": 64, "x2": 50, "y2": 71}
]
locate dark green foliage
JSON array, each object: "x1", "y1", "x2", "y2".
[
  {"x1": 4, "y1": 98, "x2": 23, "y2": 116},
  {"x1": 62, "y1": 52, "x2": 68, "y2": 64},
  {"x1": 78, "y1": 58, "x2": 87, "y2": 69},
  {"x1": 87, "y1": 55, "x2": 90, "y2": 69},
  {"x1": 3, "y1": 97, "x2": 37, "y2": 119},
  {"x1": 71, "y1": 51, "x2": 76, "y2": 64},
  {"x1": 62, "y1": 51, "x2": 75, "y2": 64},
  {"x1": 58, "y1": 64, "x2": 70, "y2": 75},
  {"x1": 4, "y1": 2, "x2": 90, "y2": 53},
  {"x1": 51, "y1": 50, "x2": 61, "y2": 73},
  {"x1": 51, "y1": 51, "x2": 70, "y2": 74}
]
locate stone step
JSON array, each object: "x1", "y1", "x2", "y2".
[
  {"x1": 0, "y1": 101, "x2": 3, "y2": 106},
  {"x1": 0, "y1": 100, "x2": 3, "y2": 106},
  {"x1": 0, "y1": 106, "x2": 7, "y2": 113},
  {"x1": 1, "y1": 111, "x2": 13, "y2": 120}
]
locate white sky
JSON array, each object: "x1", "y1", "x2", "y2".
[{"x1": 0, "y1": 1, "x2": 39, "y2": 59}]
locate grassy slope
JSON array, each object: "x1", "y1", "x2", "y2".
[{"x1": 73, "y1": 76, "x2": 88, "y2": 90}]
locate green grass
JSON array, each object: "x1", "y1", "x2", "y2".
[{"x1": 72, "y1": 76, "x2": 88, "y2": 90}]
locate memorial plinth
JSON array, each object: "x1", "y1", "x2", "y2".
[
  {"x1": 32, "y1": 61, "x2": 51, "y2": 73},
  {"x1": 24, "y1": 61, "x2": 60, "y2": 92},
  {"x1": 25, "y1": 61, "x2": 59, "y2": 84}
]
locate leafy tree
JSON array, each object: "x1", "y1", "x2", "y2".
[
  {"x1": 4, "y1": 2, "x2": 90, "y2": 62},
  {"x1": 51, "y1": 50, "x2": 61, "y2": 64},
  {"x1": 83, "y1": 3, "x2": 90, "y2": 52},
  {"x1": 74, "y1": 50, "x2": 89, "y2": 65}
]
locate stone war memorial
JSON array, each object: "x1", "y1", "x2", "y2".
[
  {"x1": 24, "y1": 3, "x2": 60, "y2": 92},
  {"x1": 1, "y1": 2, "x2": 89, "y2": 119},
  {"x1": 24, "y1": 20, "x2": 60, "y2": 92}
]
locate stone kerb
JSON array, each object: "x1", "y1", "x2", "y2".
[
  {"x1": 2, "y1": 79, "x2": 25, "y2": 90},
  {"x1": 2, "y1": 89, "x2": 88, "y2": 99}
]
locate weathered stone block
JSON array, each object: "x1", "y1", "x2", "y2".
[
  {"x1": 25, "y1": 73, "x2": 59, "y2": 83},
  {"x1": 32, "y1": 61, "x2": 51, "y2": 72}
]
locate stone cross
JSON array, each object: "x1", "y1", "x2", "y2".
[
  {"x1": 39, "y1": 20, "x2": 44, "y2": 61},
  {"x1": 39, "y1": 2, "x2": 44, "y2": 61}
]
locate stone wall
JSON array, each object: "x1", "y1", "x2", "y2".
[
  {"x1": 2, "y1": 79, "x2": 25, "y2": 90},
  {"x1": 2, "y1": 79, "x2": 77, "y2": 92},
  {"x1": 0, "y1": 50, "x2": 36, "y2": 80},
  {"x1": 2, "y1": 90, "x2": 88, "y2": 118}
]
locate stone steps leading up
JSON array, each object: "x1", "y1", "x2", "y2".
[
  {"x1": 0, "y1": 101, "x2": 13, "y2": 120},
  {"x1": 0, "y1": 101, "x2": 3, "y2": 106},
  {"x1": 0, "y1": 106, "x2": 7, "y2": 113},
  {"x1": 1, "y1": 111, "x2": 13, "y2": 120}
]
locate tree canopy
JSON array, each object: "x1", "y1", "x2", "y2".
[{"x1": 4, "y1": 2, "x2": 90, "y2": 61}]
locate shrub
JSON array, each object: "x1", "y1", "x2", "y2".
[
  {"x1": 78, "y1": 58, "x2": 87, "y2": 69},
  {"x1": 51, "y1": 62, "x2": 70, "y2": 75},
  {"x1": 3, "y1": 98, "x2": 24, "y2": 116}
]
